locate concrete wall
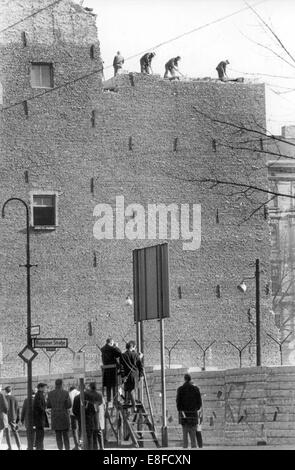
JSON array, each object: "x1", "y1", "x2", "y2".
[
  {"x1": 0, "y1": 1, "x2": 279, "y2": 375},
  {"x1": 1, "y1": 366, "x2": 294, "y2": 447}
]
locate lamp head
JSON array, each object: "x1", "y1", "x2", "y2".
[
  {"x1": 126, "y1": 295, "x2": 133, "y2": 307},
  {"x1": 237, "y1": 281, "x2": 247, "y2": 294}
]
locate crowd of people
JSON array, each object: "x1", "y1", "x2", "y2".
[
  {"x1": 0, "y1": 338, "x2": 203, "y2": 450},
  {"x1": 113, "y1": 50, "x2": 230, "y2": 82}
]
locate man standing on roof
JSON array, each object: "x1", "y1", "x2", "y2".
[
  {"x1": 216, "y1": 60, "x2": 229, "y2": 81},
  {"x1": 113, "y1": 51, "x2": 125, "y2": 76},
  {"x1": 140, "y1": 52, "x2": 156, "y2": 74},
  {"x1": 164, "y1": 56, "x2": 181, "y2": 79}
]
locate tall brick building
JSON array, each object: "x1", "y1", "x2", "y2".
[{"x1": 0, "y1": 0, "x2": 278, "y2": 376}]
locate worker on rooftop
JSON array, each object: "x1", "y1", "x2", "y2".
[
  {"x1": 113, "y1": 51, "x2": 125, "y2": 76},
  {"x1": 216, "y1": 60, "x2": 229, "y2": 81},
  {"x1": 140, "y1": 52, "x2": 156, "y2": 74},
  {"x1": 164, "y1": 56, "x2": 182, "y2": 80}
]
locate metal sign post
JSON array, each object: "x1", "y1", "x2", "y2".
[{"x1": 133, "y1": 243, "x2": 170, "y2": 448}]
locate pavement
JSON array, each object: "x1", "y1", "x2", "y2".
[{"x1": 0, "y1": 432, "x2": 294, "y2": 451}]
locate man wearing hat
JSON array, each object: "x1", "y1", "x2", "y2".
[
  {"x1": 33, "y1": 383, "x2": 49, "y2": 450},
  {"x1": 164, "y1": 56, "x2": 182, "y2": 79},
  {"x1": 216, "y1": 59, "x2": 230, "y2": 81},
  {"x1": 21, "y1": 389, "x2": 36, "y2": 449},
  {"x1": 140, "y1": 52, "x2": 156, "y2": 74},
  {"x1": 4, "y1": 386, "x2": 22, "y2": 450}
]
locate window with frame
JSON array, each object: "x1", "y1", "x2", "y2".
[
  {"x1": 30, "y1": 63, "x2": 53, "y2": 89},
  {"x1": 32, "y1": 194, "x2": 57, "y2": 228}
]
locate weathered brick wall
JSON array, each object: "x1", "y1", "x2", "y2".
[
  {"x1": 1, "y1": 366, "x2": 294, "y2": 447},
  {"x1": 0, "y1": 1, "x2": 279, "y2": 376}
]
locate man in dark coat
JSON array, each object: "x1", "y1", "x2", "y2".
[
  {"x1": 0, "y1": 385, "x2": 8, "y2": 446},
  {"x1": 33, "y1": 383, "x2": 49, "y2": 450},
  {"x1": 216, "y1": 59, "x2": 229, "y2": 81},
  {"x1": 21, "y1": 390, "x2": 36, "y2": 449},
  {"x1": 140, "y1": 52, "x2": 156, "y2": 74},
  {"x1": 4, "y1": 386, "x2": 22, "y2": 450},
  {"x1": 176, "y1": 374, "x2": 202, "y2": 449},
  {"x1": 101, "y1": 338, "x2": 121, "y2": 403},
  {"x1": 47, "y1": 379, "x2": 71, "y2": 450},
  {"x1": 120, "y1": 341, "x2": 143, "y2": 412}
]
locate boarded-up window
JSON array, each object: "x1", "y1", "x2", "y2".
[
  {"x1": 31, "y1": 63, "x2": 53, "y2": 88},
  {"x1": 33, "y1": 195, "x2": 56, "y2": 227}
]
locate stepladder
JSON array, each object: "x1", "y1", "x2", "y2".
[{"x1": 102, "y1": 365, "x2": 160, "y2": 448}]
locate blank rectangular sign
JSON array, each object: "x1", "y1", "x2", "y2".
[{"x1": 133, "y1": 243, "x2": 170, "y2": 322}]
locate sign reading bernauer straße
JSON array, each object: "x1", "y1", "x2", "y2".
[{"x1": 32, "y1": 338, "x2": 68, "y2": 348}]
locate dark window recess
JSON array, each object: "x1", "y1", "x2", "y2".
[
  {"x1": 24, "y1": 171, "x2": 29, "y2": 183},
  {"x1": 88, "y1": 321, "x2": 93, "y2": 336},
  {"x1": 91, "y1": 110, "x2": 96, "y2": 127},
  {"x1": 33, "y1": 195, "x2": 56, "y2": 226},
  {"x1": 91, "y1": 177, "x2": 94, "y2": 194},
  {"x1": 178, "y1": 286, "x2": 182, "y2": 299},
  {"x1": 23, "y1": 100, "x2": 29, "y2": 117},
  {"x1": 265, "y1": 283, "x2": 270, "y2": 295},
  {"x1": 212, "y1": 139, "x2": 217, "y2": 152},
  {"x1": 216, "y1": 285, "x2": 221, "y2": 298},
  {"x1": 90, "y1": 45, "x2": 95, "y2": 59},
  {"x1": 260, "y1": 137, "x2": 264, "y2": 151},
  {"x1": 263, "y1": 205, "x2": 268, "y2": 220},
  {"x1": 31, "y1": 63, "x2": 53, "y2": 88},
  {"x1": 129, "y1": 137, "x2": 133, "y2": 151},
  {"x1": 129, "y1": 73, "x2": 135, "y2": 87},
  {"x1": 174, "y1": 138, "x2": 178, "y2": 152},
  {"x1": 21, "y1": 31, "x2": 27, "y2": 47},
  {"x1": 216, "y1": 209, "x2": 220, "y2": 224},
  {"x1": 93, "y1": 252, "x2": 97, "y2": 267}
]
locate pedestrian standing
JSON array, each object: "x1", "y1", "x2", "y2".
[
  {"x1": 4, "y1": 386, "x2": 22, "y2": 450},
  {"x1": 164, "y1": 56, "x2": 181, "y2": 79},
  {"x1": 69, "y1": 385, "x2": 81, "y2": 450},
  {"x1": 0, "y1": 384, "x2": 8, "y2": 447},
  {"x1": 216, "y1": 60, "x2": 229, "y2": 81},
  {"x1": 85, "y1": 382, "x2": 105, "y2": 450},
  {"x1": 176, "y1": 374, "x2": 202, "y2": 449},
  {"x1": 101, "y1": 338, "x2": 121, "y2": 405},
  {"x1": 120, "y1": 341, "x2": 143, "y2": 412},
  {"x1": 113, "y1": 51, "x2": 124, "y2": 76},
  {"x1": 47, "y1": 379, "x2": 71, "y2": 450},
  {"x1": 21, "y1": 390, "x2": 36, "y2": 449},
  {"x1": 33, "y1": 383, "x2": 49, "y2": 450}
]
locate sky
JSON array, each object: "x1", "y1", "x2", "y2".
[{"x1": 83, "y1": 0, "x2": 295, "y2": 135}]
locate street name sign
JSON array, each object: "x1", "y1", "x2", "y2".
[
  {"x1": 32, "y1": 338, "x2": 68, "y2": 349},
  {"x1": 30, "y1": 325, "x2": 40, "y2": 337}
]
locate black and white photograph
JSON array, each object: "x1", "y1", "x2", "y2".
[{"x1": 0, "y1": 0, "x2": 294, "y2": 457}]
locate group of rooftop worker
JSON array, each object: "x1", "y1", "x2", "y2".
[{"x1": 113, "y1": 51, "x2": 230, "y2": 81}]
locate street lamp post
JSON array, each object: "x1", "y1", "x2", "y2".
[
  {"x1": 2, "y1": 198, "x2": 36, "y2": 450},
  {"x1": 255, "y1": 259, "x2": 261, "y2": 366}
]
